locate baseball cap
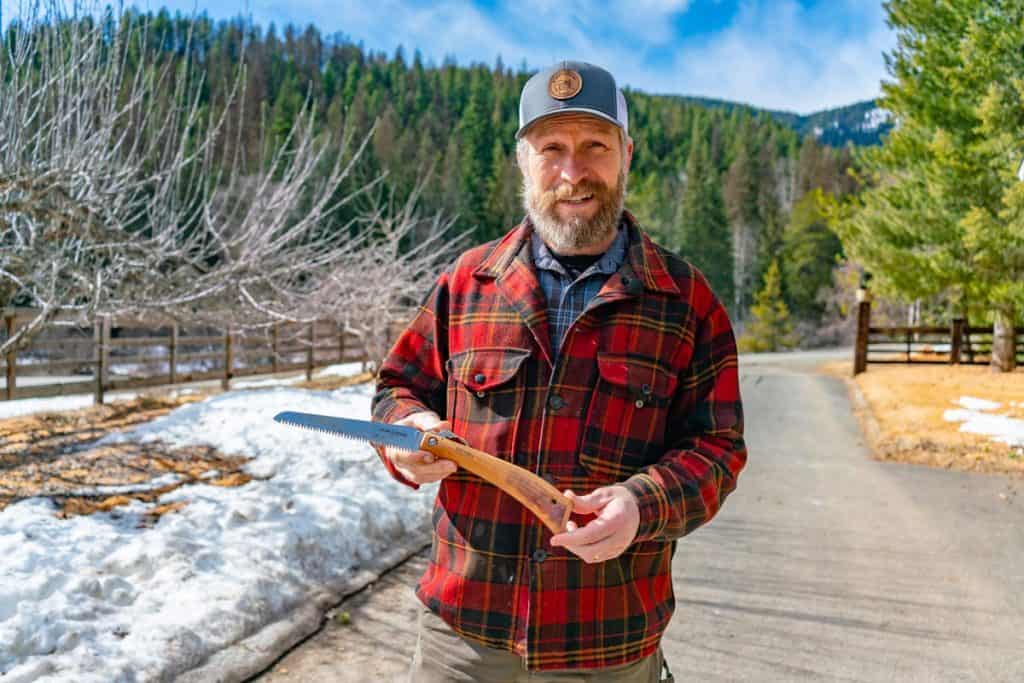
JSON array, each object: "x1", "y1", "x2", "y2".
[{"x1": 516, "y1": 61, "x2": 629, "y2": 139}]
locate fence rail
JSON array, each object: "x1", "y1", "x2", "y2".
[
  {"x1": 853, "y1": 301, "x2": 1024, "y2": 374},
  {"x1": 1, "y1": 308, "x2": 374, "y2": 403}
]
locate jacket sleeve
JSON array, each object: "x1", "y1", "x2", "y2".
[
  {"x1": 621, "y1": 287, "x2": 747, "y2": 543},
  {"x1": 369, "y1": 270, "x2": 451, "y2": 489}
]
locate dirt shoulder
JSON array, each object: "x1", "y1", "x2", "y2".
[{"x1": 819, "y1": 360, "x2": 1024, "y2": 477}]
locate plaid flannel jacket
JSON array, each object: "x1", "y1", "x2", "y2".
[{"x1": 371, "y1": 211, "x2": 746, "y2": 671}]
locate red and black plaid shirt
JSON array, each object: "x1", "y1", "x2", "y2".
[{"x1": 372, "y1": 212, "x2": 746, "y2": 671}]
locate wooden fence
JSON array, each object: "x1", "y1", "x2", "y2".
[
  {"x1": 2, "y1": 309, "x2": 374, "y2": 403},
  {"x1": 853, "y1": 301, "x2": 1024, "y2": 374}
]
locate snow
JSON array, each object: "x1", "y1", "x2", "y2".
[
  {"x1": 955, "y1": 396, "x2": 1002, "y2": 412},
  {"x1": 0, "y1": 374, "x2": 433, "y2": 681},
  {"x1": 943, "y1": 395, "x2": 1024, "y2": 447},
  {"x1": 860, "y1": 107, "x2": 892, "y2": 131}
]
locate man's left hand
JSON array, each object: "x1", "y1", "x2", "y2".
[{"x1": 549, "y1": 485, "x2": 640, "y2": 563}]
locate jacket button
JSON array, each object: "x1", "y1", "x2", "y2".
[
  {"x1": 547, "y1": 394, "x2": 565, "y2": 411},
  {"x1": 476, "y1": 390, "x2": 486, "y2": 398},
  {"x1": 641, "y1": 383, "x2": 652, "y2": 395},
  {"x1": 474, "y1": 373, "x2": 486, "y2": 384},
  {"x1": 532, "y1": 549, "x2": 548, "y2": 563},
  {"x1": 635, "y1": 399, "x2": 645, "y2": 408}
]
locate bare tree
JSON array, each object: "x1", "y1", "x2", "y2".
[
  {"x1": 0, "y1": 2, "x2": 462, "y2": 359},
  {"x1": 306, "y1": 179, "x2": 471, "y2": 369}
]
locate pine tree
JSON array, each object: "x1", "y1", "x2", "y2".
[
  {"x1": 781, "y1": 189, "x2": 843, "y2": 320},
  {"x1": 678, "y1": 129, "x2": 734, "y2": 308},
  {"x1": 739, "y1": 260, "x2": 796, "y2": 352},
  {"x1": 455, "y1": 69, "x2": 493, "y2": 241},
  {"x1": 724, "y1": 134, "x2": 760, "y2": 315}
]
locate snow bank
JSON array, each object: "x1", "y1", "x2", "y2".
[{"x1": 0, "y1": 382, "x2": 434, "y2": 681}]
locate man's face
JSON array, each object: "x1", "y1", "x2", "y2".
[{"x1": 519, "y1": 113, "x2": 633, "y2": 254}]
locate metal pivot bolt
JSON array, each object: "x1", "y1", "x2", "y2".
[{"x1": 428, "y1": 436, "x2": 438, "y2": 446}]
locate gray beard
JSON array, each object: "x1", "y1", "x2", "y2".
[{"x1": 522, "y1": 168, "x2": 627, "y2": 254}]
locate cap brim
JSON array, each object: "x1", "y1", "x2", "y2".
[{"x1": 515, "y1": 108, "x2": 625, "y2": 139}]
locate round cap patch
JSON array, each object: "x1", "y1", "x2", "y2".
[{"x1": 548, "y1": 69, "x2": 583, "y2": 100}]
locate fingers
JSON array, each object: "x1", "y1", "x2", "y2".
[
  {"x1": 388, "y1": 412, "x2": 453, "y2": 470},
  {"x1": 386, "y1": 414, "x2": 458, "y2": 482},
  {"x1": 394, "y1": 458, "x2": 457, "y2": 484},
  {"x1": 549, "y1": 486, "x2": 641, "y2": 563},
  {"x1": 551, "y1": 515, "x2": 617, "y2": 548},
  {"x1": 566, "y1": 536, "x2": 624, "y2": 564},
  {"x1": 563, "y1": 488, "x2": 613, "y2": 515}
]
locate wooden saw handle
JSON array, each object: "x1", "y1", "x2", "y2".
[{"x1": 419, "y1": 432, "x2": 573, "y2": 535}]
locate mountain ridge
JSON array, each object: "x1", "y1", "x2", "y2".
[{"x1": 637, "y1": 91, "x2": 893, "y2": 146}]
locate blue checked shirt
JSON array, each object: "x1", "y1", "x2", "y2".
[{"x1": 529, "y1": 221, "x2": 629, "y2": 359}]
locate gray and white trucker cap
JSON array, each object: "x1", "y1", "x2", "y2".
[{"x1": 516, "y1": 61, "x2": 628, "y2": 139}]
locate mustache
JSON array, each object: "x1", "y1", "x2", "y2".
[{"x1": 536, "y1": 178, "x2": 613, "y2": 210}]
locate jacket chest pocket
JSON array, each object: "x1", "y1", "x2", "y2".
[
  {"x1": 446, "y1": 347, "x2": 531, "y2": 457},
  {"x1": 579, "y1": 352, "x2": 679, "y2": 483}
]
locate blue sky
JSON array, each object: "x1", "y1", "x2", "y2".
[{"x1": 1, "y1": 0, "x2": 896, "y2": 114}]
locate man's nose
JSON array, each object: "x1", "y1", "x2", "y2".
[{"x1": 559, "y1": 154, "x2": 588, "y2": 186}]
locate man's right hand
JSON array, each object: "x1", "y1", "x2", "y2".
[{"x1": 385, "y1": 412, "x2": 458, "y2": 484}]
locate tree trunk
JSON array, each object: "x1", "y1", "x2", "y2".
[{"x1": 990, "y1": 306, "x2": 1017, "y2": 373}]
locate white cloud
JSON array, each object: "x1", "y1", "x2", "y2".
[{"x1": 652, "y1": 0, "x2": 895, "y2": 113}]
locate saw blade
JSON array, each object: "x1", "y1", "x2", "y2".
[{"x1": 273, "y1": 411, "x2": 423, "y2": 452}]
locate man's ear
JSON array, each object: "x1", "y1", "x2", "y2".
[
  {"x1": 515, "y1": 139, "x2": 530, "y2": 175},
  {"x1": 623, "y1": 136, "x2": 634, "y2": 174}
]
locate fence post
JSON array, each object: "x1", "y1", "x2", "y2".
[
  {"x1": 223, "y1": 328, "x2": 233, "y2": 390},
  {"x1": 169, "y1": 322, "x2": 179, "y2": 384},
  {"x1": 271, "y1": 323, "x2": 280, "y2": 374},
  {"x1": 4, "y1": 313, "x2": 15, "y2": 401},
  {"x1": 905, "y1": 329, "x2": 912, "y2": 362},
  {"x1": 853, "y1": 300, "x2": 871, "y2": 375},
  {"x1": 950, "y1": 318, "x2": 964, "y2": 365},
  {"x1": 338, "y1": 324, "x2": 346, "y2": 364},
  {"x1": 95, "y1": 315, "x2": 110, "y2": 405},
  {"x1": 306, "y1": 321, "x2": 316, "y2": 381}
]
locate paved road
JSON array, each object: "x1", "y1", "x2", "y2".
[{"x1": 254, "y1": 351, "x2": 1024, "y2": 682}]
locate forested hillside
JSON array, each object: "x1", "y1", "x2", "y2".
[{"x1": 8, "y1": 9, "x2": 863, "y2": 344}]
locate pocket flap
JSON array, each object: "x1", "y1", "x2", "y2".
[
  {"x1": 595, "y1": 352, "x2": 678, "y2": 399},
  {"x1": 447, "y1": 348, "x2": 532, "y2": 392}
]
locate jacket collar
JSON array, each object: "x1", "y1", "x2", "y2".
[{"x1": 473, "y1": 210, "x2": 681, "y2": 298}]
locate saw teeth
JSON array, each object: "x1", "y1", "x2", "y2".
[{"x1": 274, "y1": 418, "x2": 411, "y2": 451}]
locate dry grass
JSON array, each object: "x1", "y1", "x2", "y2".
[
  {"x1": 291, "y1": 369, "x2": 376, "y2": 391},
  {"x1": 0, "y1": 392, "x2": 249, "y2": 519},
  {"x1": 819, "y1": 360, "x2": 1024, "y2": 476}
]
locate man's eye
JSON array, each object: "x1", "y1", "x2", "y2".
[{"x1": 542, "y1": 145, "x2": 560, "y2": 153}]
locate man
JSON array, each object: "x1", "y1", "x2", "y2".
[{"x1": 372, "y1": 61, "x2": 746, "y2": 682}]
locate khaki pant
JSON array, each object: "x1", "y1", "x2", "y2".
[{"x1": 408, "y1": 605, "x2": 670, "y2": 683}]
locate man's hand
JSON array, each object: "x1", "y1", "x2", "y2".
[
  {"x1": 385, "y1": 412, "x2": 458, "y2": 485},
  {"x1": 549, "y1": 486, "x2": 640, "y2": 563}
]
